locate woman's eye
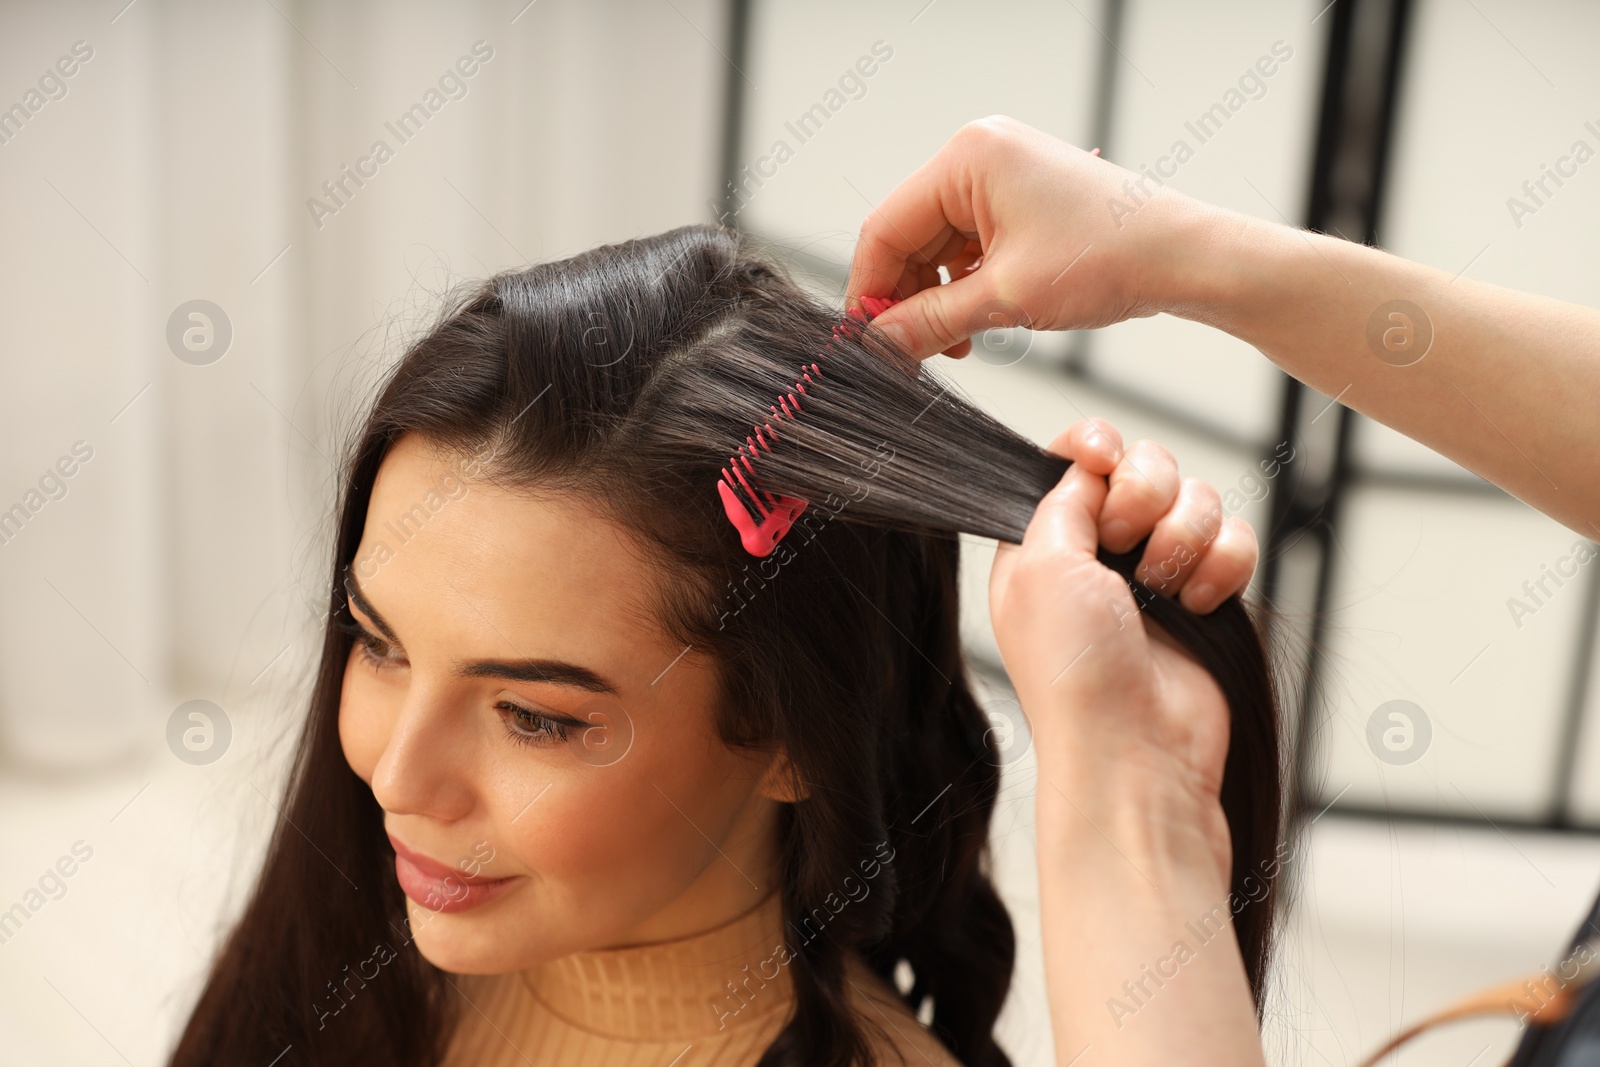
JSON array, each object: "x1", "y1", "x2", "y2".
[
  {"x1": 335, "y1": 604, "x2": 407, "y2": 668},
  {"x1": 355, "y1": 633, "x2": 406, "y2": 667},
  {"x1": 496, "y1": 702, "x2": 573, "y2": 748}
]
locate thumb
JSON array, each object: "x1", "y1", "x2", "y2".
[
  {"x1": 1024, "y1": 462, "x2": 1108, "y2": 561},
  {"x1": 869, "y1": 274, "x2": 995, "y2": 360},
  {"x1": 991, "y1": 462, "x2": 1109, "y2": 633}
]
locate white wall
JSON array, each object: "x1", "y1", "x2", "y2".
[{"x1": 0, "y1": 0, "x2": 726, "y2": 768}]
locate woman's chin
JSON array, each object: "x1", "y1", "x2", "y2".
[
  {"x1": 406, "y1": 902, "x2": 516, "y2": 974},
  {"x1": 404, "y1": 898, "x2": 563, "y2": 975}
]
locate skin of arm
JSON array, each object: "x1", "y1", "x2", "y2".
[
  {"x1": 847, "y1": 115, "x2": 1600, "y2": 536},
  {"x1": 1181, "y1": 208, "x2": 1600, "y2": 535},
  {"x1": 1034, "y1": 774, "x2": 1266, "y2": 1067}
]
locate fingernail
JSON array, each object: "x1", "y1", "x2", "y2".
[
  {"x1": 1184, "y1": 583, "x2": 1216, "y2": 613},
  {"x1": 1102, "y1": 519, "x2": 1132, "y2": 551}
]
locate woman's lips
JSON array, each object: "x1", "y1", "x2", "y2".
[{"x1": 388, "y1": 834, "x2": 518, "y2": 914}]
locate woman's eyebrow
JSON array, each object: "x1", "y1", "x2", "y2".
[
  {"x1": 344, "y1": 569, "x2": 401, "y2": 644},
  {"x1": 457, "y1": 658, "x2": 618, "y2": 694},
  {"x1": 342, "y1": 567, "x2": 619, "y2": 694}
]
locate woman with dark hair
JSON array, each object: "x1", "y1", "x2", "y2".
[{"x1": 169, "y1": 222, "x2": 1280, "y2": 1067}]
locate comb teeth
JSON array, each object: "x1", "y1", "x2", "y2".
[
  {"x1": 718, "y1": 360, "x2": 822, "y2": 556},
  {"x1": 718, "y1": 297, "x2": 899, "y2": 557}
]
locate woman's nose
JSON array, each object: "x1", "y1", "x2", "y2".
[{"x1": 368, "y1": 685, "x2": 476, "y2": 823}]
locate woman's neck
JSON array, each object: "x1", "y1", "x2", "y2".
[{"x1": 516, "y1": 888, "x2": 793, "y2": 1040}]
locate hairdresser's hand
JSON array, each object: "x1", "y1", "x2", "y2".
[
  {"x1": 845, "y1": 115, "x2": 1225, "y2": 359},
  {"x1": 992, "y1": 417, "x2": 1238, "y2": 881},
  {"x1": 992, "y1": 419, "x2": 1267, "y2": 1067},
  {"x1": 1059, "y1": 419, "x2": 1257, "y2": 615},
  {"x1": 851, "y1": 118, "x2": 1600, "y2": 539}
]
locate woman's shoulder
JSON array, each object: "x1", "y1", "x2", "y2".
[{"x1": 843, "y1": 955, "x2": 966, "y2": 1067}]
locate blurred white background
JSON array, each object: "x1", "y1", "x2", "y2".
[{"x1": 1, "y1": 0, "x2": 1598, "y2": 1064}]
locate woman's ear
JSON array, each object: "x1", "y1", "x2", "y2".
[{"x1": 757, "y1": 747, "x2": 810, "y2": 803}]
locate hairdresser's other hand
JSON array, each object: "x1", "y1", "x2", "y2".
[
  {"x1": 990, "y1": 454, "x2": 1266, "y2": 1064},
  {"x1": 1058, "y1": 419, "x2": 1257, "y2": 615},
  {"x1": 846, "y1": 115, "x2": 1224, "y2": 359},
  {"x1": 990, "y1": 452, "x2": 1233, "y2": 884}
]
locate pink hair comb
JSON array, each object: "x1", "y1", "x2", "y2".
[{"x1": 718, "y1": 295, "x2": 899, "y2": 556}]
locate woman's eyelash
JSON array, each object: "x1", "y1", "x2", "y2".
[{"x1": 496, "y1": 702, "x2": 574, "y2": 747}]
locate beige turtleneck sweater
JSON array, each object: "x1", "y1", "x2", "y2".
[{"x1": 441, "y1": 892, "x2": 962, "y2": 1066}]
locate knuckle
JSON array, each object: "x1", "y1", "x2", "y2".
[
  {"x1": 1224, "y1": 514, "x2": 1259, "y2": 549},
  {"x1": 962, "y1": 115, "x2": 1007, "y2": 141},
  {"x1": 1061, "y1": 420, "x2": 1091, "y2": 454},
  {"x1": 1166, "y1": 507, "x2": 1223, "y2": 551},
  {"x1": 1075, "y1": 419, "x2": 1110, "y2": 455},
  {"x1": 1191, "y1": 520, "x2": 1253, "y2": 575},
  {"x1": 980, "y1": 259, "x2": 1021, "y2": 304},
  {"x1": 1130, "y1": 454, "x2": 1175, "y2": 493},
  {"x1": 952, "y1": 120, "x2": 990, "y2": 153},
  {"x1": 1128, "y1": 438, "x2": 1172, "y2": 466},
  {"x1": 917, "y1": 297, "x2": 956, "y2": 346},
  {"x1": 1208, "y1": 536, "x2": 1251, "y2": 573},
  {"x1": 956, "y1": 115, "x2": 1023, "y2": 158},
  {"x1": 1087, "y1": 418, "x2": 1124, "y2": 454},
  {"x1": 1123, "y1": 443, "x2": 1176, "y2": 487},
  {"x1": 1181, "y1": 473, "x2": 1218, "y2": 499},
  {"x1": 1118, "y1": 470, "x2": 1168, "y2": 515},
  {"x1": 1221, "y1": 524, "x2": 1260, "y2": 573},
  {"x1": 1182, "y1": 476, "x2": 1223, "y2": 513}
]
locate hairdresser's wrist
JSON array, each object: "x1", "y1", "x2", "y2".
[
  {"x1": 1157, "y1": 200, "x2": 1330, "y2": 347},
  {"x1": 1037, "y1": 821, "x2": 1267, "y2": 1067},
  {"x1": 1148, "y1": 198, "x2": 1266, "y2": 324},
  {"x1": 1034, "y1": 743, "x2": 1233, "y2": 900}
]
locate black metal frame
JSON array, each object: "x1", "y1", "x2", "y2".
[
  {"x1": 1269, "y1": 0, "x2": 1415, "y2": 824},
  {"x1": 717, "y1": 0, "x2": 1600, "y2": 834}
]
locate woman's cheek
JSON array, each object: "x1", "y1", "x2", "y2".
[
  {"x1": 509, "y1": 767, "x2": 685, "y2": 881},
  {"x1": 338, "y1": 657, "x2": 389, "y2": 785}
]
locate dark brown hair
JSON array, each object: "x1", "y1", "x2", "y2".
[{"x1": 170, "y1": 223, "x2": 1282, "y2": 1066}]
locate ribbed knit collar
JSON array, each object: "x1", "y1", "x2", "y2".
[{"x1": 518, "y1": 892, "x2": 794, "y2": 1041}]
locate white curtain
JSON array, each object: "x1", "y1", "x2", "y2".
[{"x1": 0, "y1": 0, "x2": 725, "y2": 770}]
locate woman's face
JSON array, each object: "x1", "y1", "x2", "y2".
[{"x1": 338, "y1": 435, "x2": 787, "y2": 974}]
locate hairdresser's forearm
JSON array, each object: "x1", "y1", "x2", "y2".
[
  {"x1": 1170, "y1": 205, "x2": 1600, "y2": 536},
  {"x1": 1034, "y1": 758, "x2": 1265, "y2": 1067}
]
